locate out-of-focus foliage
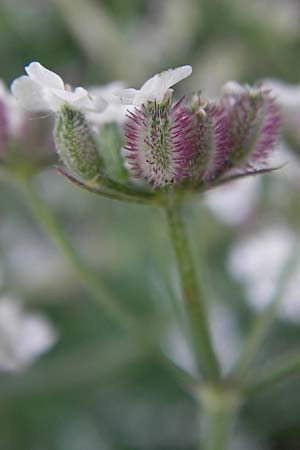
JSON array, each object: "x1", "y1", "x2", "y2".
[{"x1": 1, "y1": 1, "x2": 300, "y2": 449}]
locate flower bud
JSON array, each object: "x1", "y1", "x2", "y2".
[
  {"x1": 55, "y1": 104, "x2": 104, "y2": 183},
  {"x1": 123, "y1": 98, "x2": 196, "y2": 188}
]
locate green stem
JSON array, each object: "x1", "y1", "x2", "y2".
[
  {"x1": 203, "y1": 408, "x2": 233, "y2": 450},
  {"x1": 245, "y1": 350, "x2": 300, "y2": 395},
  {"x1": 199, "y1": 384, "x2": 240, "y2": 450},
  {"x1": 232, "y1": 247, "x2": 299, "y2": 379},
  {"x1": 165, "y1": 198, "x2": 220, "y2": 380},
  {"x1": 20, "y1": 177, "x2": 197, "y2": 388}
]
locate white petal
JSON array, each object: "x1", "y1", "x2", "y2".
[
  {"x1": 87, "y1": 90, "x2": 107, "y2": 111},
  {"x1": 49, "y1": 86, "x2": 95, "y2": 111},
  {"x1": 89, "y1": 81, "x2": 126, "y2": 104},
  {"x1": 11, "y1": 76, "x2": 50, "y2": 112},
  {"x1": 25, "y1": 62, "x2": 64, "y2": 89},
  {"x1": 140, "y1": 65, "x2": 192, "y2": 102},
  {"x1": 118, "y1": 88, "x2": 140, "y2": 105}
]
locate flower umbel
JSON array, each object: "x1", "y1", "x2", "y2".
[{"x1": 9, "y1": 63, "x2": 281, "y2": 197}]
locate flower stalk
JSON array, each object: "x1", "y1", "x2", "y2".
[
  {"x1": 199, "y1": 383, "x2": 240, "y2": 450},
  {"x1": 165, "y1": 192, "x2": 220, "y2": 380}
]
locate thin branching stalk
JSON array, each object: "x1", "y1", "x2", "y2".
[
  {"x1": 20, "y1": 177, "x2": 197, "y2": 389},
  {"x1": 244, "y1": 350, "x2": 300, "y2": 395}
]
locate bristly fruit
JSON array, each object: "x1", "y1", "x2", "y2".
[
  {"x1": 189, "y1": 97, "x2": 229, "y2": 184},
  {"x1": 123, "y1": 98, "x2": 196, "y2": 188},
  {"x1": 221, "y1": 87, "x2": 281, "y2": 174},
  {"x1": 54, "y1": 104, "x2": 104, "y2": 183}
]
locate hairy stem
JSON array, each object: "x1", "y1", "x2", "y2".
[{"x1": 165, "y1": 197, "x2": 220, "y2": 380}]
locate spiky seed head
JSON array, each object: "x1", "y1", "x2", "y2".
[
  {"x1": 54, "y1": 104, "x2": 103, "y2": 183},
  {"x1": 123, "y1": 98, "x2": 196, "y2": 188},
  {"x1": 222, "y1": 88, "x2": 281, "y2": 172}
]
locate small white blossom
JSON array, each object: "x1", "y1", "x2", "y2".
[
  {"x1": 11, "y1": 62, "x2": 98, "y2": 113},
  {"x1": 86, "y1": 81, "x2": 129, "y2": 125},
  {"x1": 118, "y1": 65, "x2": 192, "y2": 105},
  {"x1": 0, "y1": 296, "x2": 57, "y2": 372}
]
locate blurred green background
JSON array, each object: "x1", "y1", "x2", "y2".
[{"x1": 1, "y1": 0, "x2": 300, "y2": 449}]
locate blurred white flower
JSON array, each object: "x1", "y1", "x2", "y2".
[
  {"x1": 11, "y1": 62, "x2": 98, "y2": 113},
  {"x1": 205, "y1": 177, "x2": 260, "y2": 225},
  {"x1": 263, "y1": 79, "x2": 300, "y2": 111},
  {"x1": 0, "y1": 79, "x2": 24, "y2": 137},
  {"x1": 0, "y1": 296, "x2": 57, "y2": 372},
  {"x1": 86, "y1": 81, "x2": 129, "y2": 125},
  {"x1": 119, "y1": 65, "x2": 192, "y2": 105},
  {"x1": 229, "y1": 226, "x2": 300, "y2": 322}
]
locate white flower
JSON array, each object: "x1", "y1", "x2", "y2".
[
  {"x1": 262, "y1": 79, "x2": 300, "y2": 111},
  {"x1": 0, "y1": 80, "x2": 24, "y2": 136},
  {"x1": 11, "y1": 62, "x2": 98, "y2": 113},
  {"x1": 118, "y1": 65, "x2": 192, "y2": 105},
  {"x1": 205, "y1": 177, "x2": 260, "y2": 226},
  {"x1": 228, "y1": 226, "x2": 300, "y2": 323},
  {"x1": 262, "y1": 79, "x2": 300, "y2": 143},
  {"x1": 0, "y1": 296, "x2": 57, "y2": 372},
  {"x1": 86, "y1": 81, "x2": 129, "y2": 125}
]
